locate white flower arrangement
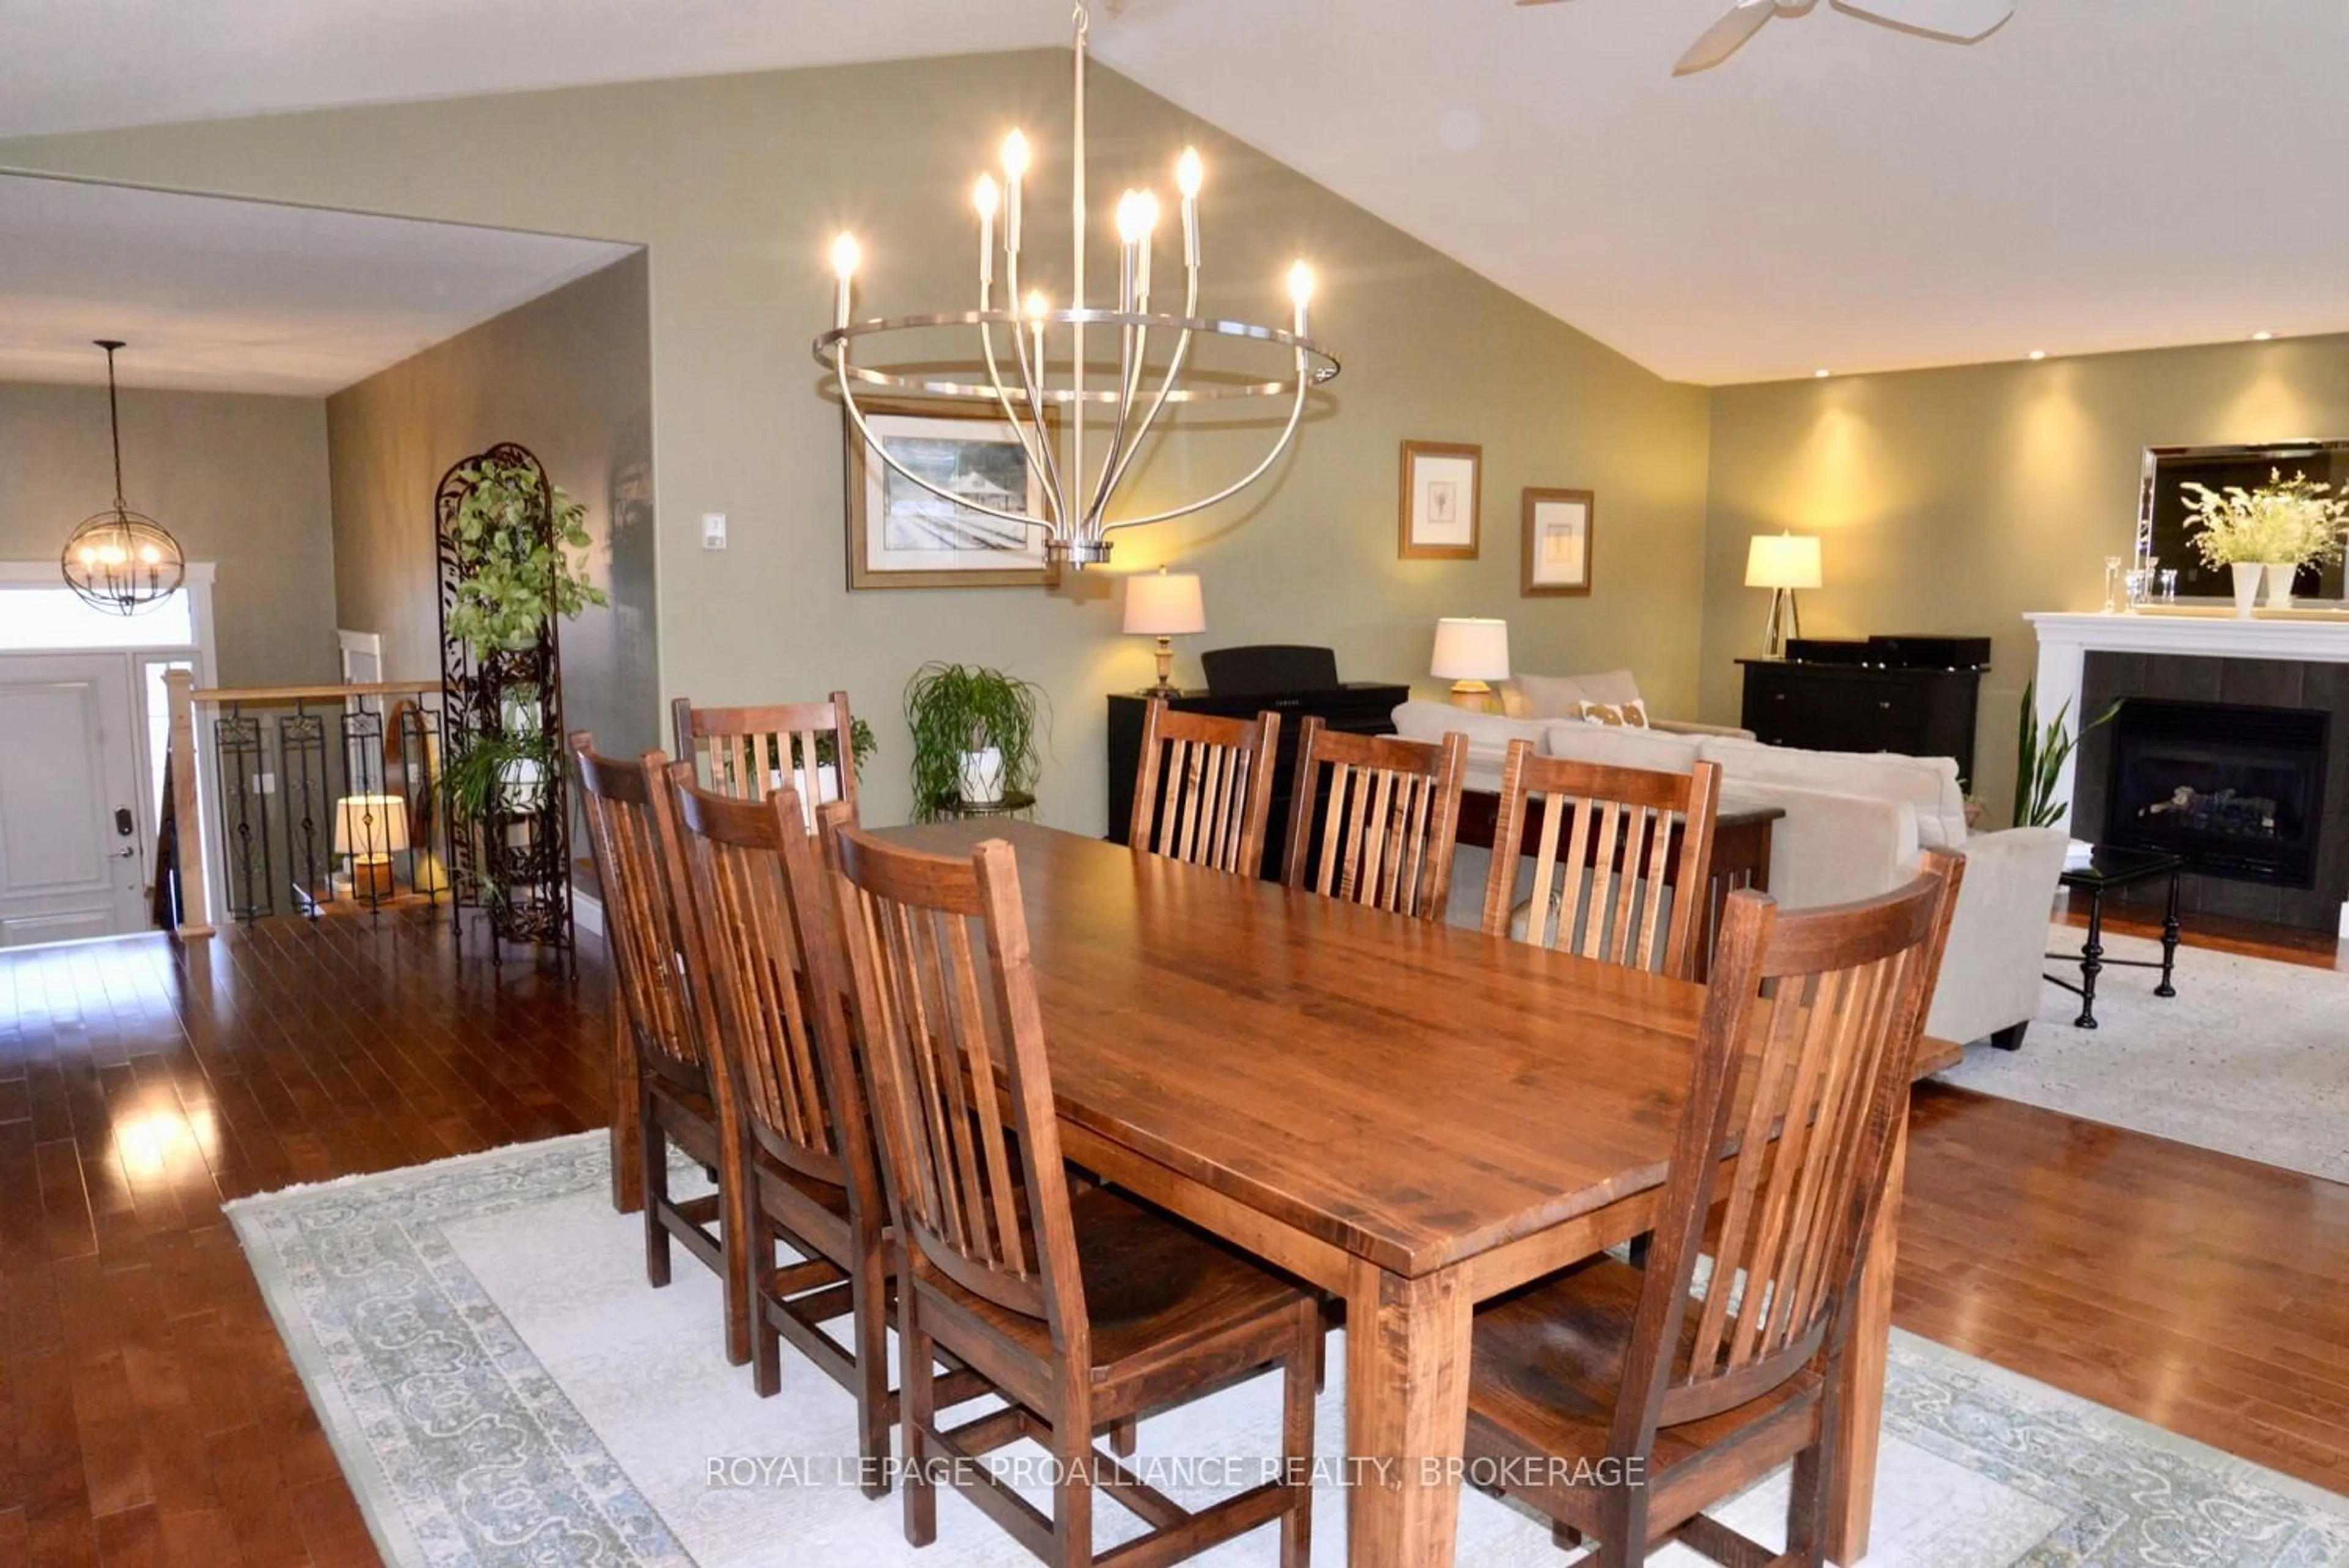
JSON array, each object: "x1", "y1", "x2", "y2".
[{"x1": 2180, "y1": 468, "x2": 2349, "y2": 570}]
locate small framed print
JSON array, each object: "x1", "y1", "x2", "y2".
[
  {"x1": 1399, "y1": 439, "x2": 1482, "y2": 559},
  {"x1": 1521, "y1": 488, "x2": 1594, "y2": 596},
  {"x1": 845, "y1": 400, "x2": 1058, "y2": 589}
]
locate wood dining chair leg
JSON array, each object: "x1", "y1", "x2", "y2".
[
  {"x1": 640, "y1": 1080, "x2": 670, "y2": 1288},
  {"x1": 1107, "y1": 1416, "x2": 1136, "y2": 1458},
  {"x1": 1281, "y1": 1298, "x2": 1316, "y2": 1568},
  {"x1": 852, "y1": 1243, "x2": 891, "y2": 1498},
  {"x1": 1053, "y1": 1387, "x2": 1097, "y2": 1567},
  {"x1": 901, "y1": 1275, "x2": 939, "y2": 1548},
  {"x1": 719, "y1": 1126, "x2": 754, "y2": 1368}
]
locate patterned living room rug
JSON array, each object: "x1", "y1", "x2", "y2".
[
  {"x1": 1937, "y1": 925, "x2": 2349, "y2": 1185},
  {"x1": 226, "y1": 1132, "x2": 2349, "y2": 1567}
]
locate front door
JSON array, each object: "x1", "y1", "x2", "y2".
[{"x1": 0, "y1": 653, "x2": 149, "y2": 946}]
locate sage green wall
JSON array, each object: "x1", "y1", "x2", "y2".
[
  {"x1": 326, "y1": 251, "x2": 656, "y2": 754},
  {"x1": 0, "y1": 381, "x2": 336, "y2": 683},
  {"x1": 1, "y1": 52, "x2": 1710, "y2": 830},
  {"x1": 1701, "y1": 332, "x2": 2349, "y2": 823}
]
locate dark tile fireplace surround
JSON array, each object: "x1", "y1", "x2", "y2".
[{"x1": 2073, "y1": 652, "x2": 2348, "y2": 930}]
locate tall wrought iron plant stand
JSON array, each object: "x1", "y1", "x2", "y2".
[{"x1": 436, "y1": 443, "x2": 576, "y2": 969}]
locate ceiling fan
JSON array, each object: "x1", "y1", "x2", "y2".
[{"x1": 1518, "y1": 0, "x2": 2016, "y2": 76}]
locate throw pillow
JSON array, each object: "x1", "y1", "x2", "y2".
[{"x1": 1572, "y1": 698, "x2": 1650, "y2": 729}]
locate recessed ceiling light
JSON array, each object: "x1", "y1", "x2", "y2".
[
  {"x1": 2251, "y1": 331, "x2": 2274, "y2": 341},
  {"x1": 2027, "y1": 349, "x2": 2047, "y2": 360},
  {"x1": 1814, "y1": 368, "x2": 1832, "y2": 379}
]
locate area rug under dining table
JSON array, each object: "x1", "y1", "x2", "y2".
[{"x1": 226, "y1": 1132, "x2": 2349, "y2": 1567}]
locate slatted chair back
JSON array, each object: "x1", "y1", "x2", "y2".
[
  {"x1": 1280, "y1": 716, "x2": 1469, "y2": 922},
  {"x1": 570, "y1": 735, "x2": 699, "y2": 1075},
  {"x1": 826, "y1": 825, "x2": 1086, "y2": 1350},
  {"x1": 1129, "y1": 700, "x2": 1282, "y2": 876},
  {"x1": 671, "y1": 692, "x2": 858, "y2": 823},
  {"x1": 667, "y1": 766, "x2": 870, "y2": 1192},
  {"x1": 1617, "y1": 849, "x2": 1964, "y2": 1454},
  {"x1": 1480, "y1": 741, "x2": 1724, "y2": 980}
]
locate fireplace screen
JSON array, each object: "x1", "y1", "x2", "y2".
[{"x1": 2104, "y1": 697, "x2": 2328, "y2": 887}]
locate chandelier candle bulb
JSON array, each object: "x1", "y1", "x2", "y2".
[
  {"x1": 974, "y1": 175, "x2": 998, "y2": 286},
  {"x1": 829, "y1": 232, "x2": 859, "y2": 329},
  {"x1": 1002, "y1": 130, "x2": 1028, "y2": 255},
  {"x1": 1288, "y1": 261, "x2": 1315, "y2": 336}
]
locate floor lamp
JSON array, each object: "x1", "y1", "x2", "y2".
[{"x1": 1746, "y1": 533, "x2": 1822, "y2": 660}]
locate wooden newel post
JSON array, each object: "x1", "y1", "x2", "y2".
[{"x1": 164, "y1": 669, "x2": 215, "y2": 938}]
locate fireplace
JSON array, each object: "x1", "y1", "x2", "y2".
[{"x1": 2104, "y1": 699, "x2": 2329, "y2": 887}]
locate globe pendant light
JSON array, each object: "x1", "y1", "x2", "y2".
[{"x1": 61, "y1": 340, "x2": 185, "y2": 615}]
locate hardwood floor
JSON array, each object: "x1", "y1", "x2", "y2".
[
  {"x1": 0, "y1": 913, "x2": 606, "y2": 1567},
  {"x1": 0, "y1": 905, "x2": 2340, "y2": 1564}
]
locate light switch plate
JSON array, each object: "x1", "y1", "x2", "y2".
[{"x1": 702, "y1": 512, "x2": 727, "y2": 551}]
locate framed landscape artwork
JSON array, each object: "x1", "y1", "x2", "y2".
[
  {"x1": 1521, "y1": 487, "x2": 1594, "y2": 596},
  {"x1": 1398, "y1": 439, "x2": 1482, "y2": 559},
  {"x1": 845, "y1": 401, "x2": 1056, "y2": 589}
]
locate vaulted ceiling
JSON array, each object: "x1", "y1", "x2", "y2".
[{"x1": 5, "y1": 0, "x2": 2346, "y2": 384}]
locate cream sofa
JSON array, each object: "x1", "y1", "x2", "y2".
[{"x1": 1393, "y1": 696, "x2": 2066, "y2": 1050}]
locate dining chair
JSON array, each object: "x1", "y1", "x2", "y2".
[
  {"x1": 1129, "y1": 699, "x2": 1282, "y2": 876},
  {"x1": 666, "y1": 772, "x2": 983, "y2": 1492},
  {"x1": 569, "y1": 734, "x2": 749, "y2": 1367},
  {"x1": 1280, "y1": 715, "x2": 1469, "y2": 922},
  {"x1": 671, "y1": 692, "x2": 858, "y2": 823},
  {"x1": 825, "y1": 822, "x2": 1319, "y2": 1567},
  {"x1": 1462, "y1": 847, "x2": 1965, "y2": 1567},
  {"x1": 1479, "y1": 740, "x2": 1725, "y2": 980}
]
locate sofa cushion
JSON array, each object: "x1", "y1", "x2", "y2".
[
  {"x1": 1499, "y1": 668, "x2": 1642, "y2": 719},
  {"x1": 1542, "y1": 722, "x2": 1702, "y2": 775},
  {"x1": 1696, "y1": 736, "x2": 1968, "y2": 848},
  {"x1": 1392, "y1": 700, "x2": 1546, "y2": 793}
]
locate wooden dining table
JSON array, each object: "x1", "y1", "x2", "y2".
[{"x1": 860, "y1": 820, "x2": 1956, "y2": 1567}]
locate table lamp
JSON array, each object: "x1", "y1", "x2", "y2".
[
  {"x1": 334, "y1": 793, "x2": 410, "y2": 902},
  {"x1": 1431, "y1": 617, "x2": 1510, "y2": 711},
  {"x1": 1746, "y1": 532, "x2": 1822, "y2": 659},
  {"x1": 1123, "y1": 568, "x2": 1207, "y2": 693}
]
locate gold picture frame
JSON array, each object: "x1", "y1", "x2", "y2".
[
  {"x1": 1521, "y1": 487, "x2": 1594, "y2": 596},
  {"x1": 845, "y1": 399, "x2": 1059, "y2": 589},
  {"x1": 1398, "y1": 439, "x2": 1482, "y2": 560}
]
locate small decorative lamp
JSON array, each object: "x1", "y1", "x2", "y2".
[
  {"x1": 333, "y1": 794, "x2": 410, "y2": 902},
  {"x1": 1745, "y1": 533, "x2": 1822, "y2": 660},
  {"x1": 1431, "y1": 617, "x2": 1510, "y2": 712},
  {"x1": 1123, "y1": 568, "x2": 1206, "y2": 693}
]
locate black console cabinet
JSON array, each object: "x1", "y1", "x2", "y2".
[
  {"x1": 1738, "y1": 652, "x2": 1985, "y2": 787},
  {"x1": 1106, "y1": 678, "x2": 1409, "y2": 880}
]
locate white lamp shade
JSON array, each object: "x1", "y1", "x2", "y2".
[
  {"x1": 1430, "y1": 617, "x2": 1510, "y2": 681},
  {"x1": 334, "y1": 793, "x2": 410, "y2": 857},
  {"x1": 1123, "y1": 570, "x2": 1206, "y2": 636},
  {"x1": 1746, "y1": 533, "x2": 1823, "y2": 590}
]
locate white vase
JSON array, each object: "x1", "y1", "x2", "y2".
[
  {"x1": 499, "y1": 693, "x2": 541, "y2": 735},
  {"x1": 499, "y1": 756, "x2": 547, "y2": 814},
  {"x1": 2264, "y1": 562, "x2": 2299, "y2": 610},
  {"x1": 2230, "y1": 562, "x2": 2263, "y2": 617},
  {"x1": 959, "y1": 746, "x2": 1006, "y2": 806}
]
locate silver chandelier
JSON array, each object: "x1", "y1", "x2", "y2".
[{"x1": 814, "y1": 0, "x2": 1340, "y2": 571}]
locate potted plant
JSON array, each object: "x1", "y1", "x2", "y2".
[
  {"x1": 781, "y1": 718, "x2": 878, "y2": 804},
  {"x1": 442, "y1": 729, "x2": 558, "y2": 827},
  {"x1": 443, "y1": 453, "x2": 607, "y2": 804},
  {"x1": 2181, "y1": 469, "x2": 2349, "y2": 615},
  {"x1": 904, "y1": 663, "x2": 1047, "y2": 820},
  {"x1": 2012, "y1": 678, "x2": 2118, "y2": 830}
]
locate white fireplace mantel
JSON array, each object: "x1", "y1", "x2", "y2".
[{"x1": 2026, "y1": 610, "x2": 2349, "y2": 934}]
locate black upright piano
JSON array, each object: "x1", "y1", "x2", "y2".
[{"x1": 1105, "y1": 644, "x2": 1411, "y2": 880}]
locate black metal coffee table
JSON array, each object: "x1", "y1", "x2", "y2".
[{"x1": 2044, "y1": 844, "x2": 2185, "y2": 1029}]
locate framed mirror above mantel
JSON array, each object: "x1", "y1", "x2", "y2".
[{"x1": 2136, "y1": 440, "x2": 2349, "y2": 604}]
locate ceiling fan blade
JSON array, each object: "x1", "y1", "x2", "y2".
[
  {"x1": 1830, "y1": 0, "x2": 2014, "y2": 43},
  {"x1": 1674, "y1": 0, "x2": 1781, "y2": 76}
]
